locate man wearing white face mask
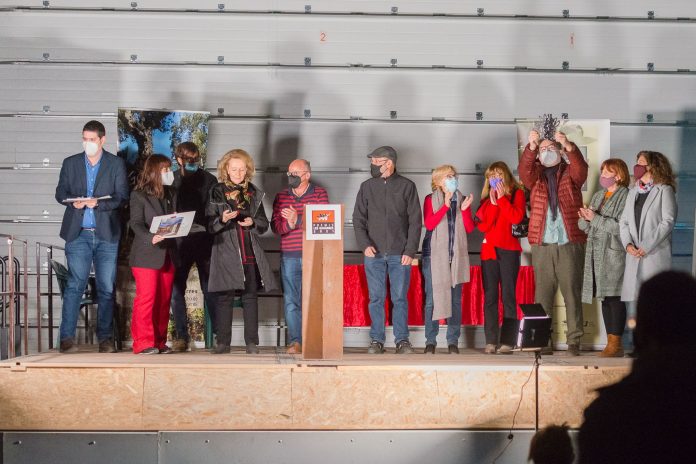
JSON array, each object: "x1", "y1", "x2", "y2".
[
  {"x1": 55, "y1": 120, "x2": 129, "y2": 353},
  {"x1": 518, "y1": 129, "x2": 588, "y2": 356}
]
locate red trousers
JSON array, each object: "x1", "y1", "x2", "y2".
[{"x1": 131, "y1": 256, "x2": 175, "y2": 354}]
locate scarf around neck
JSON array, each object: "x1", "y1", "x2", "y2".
[
  {"x1": 636, "y1": 179, "x2": 654, "y2": 194},
  {"x1": 543, "y1": 164, "x2": 561, "y2": 220}
]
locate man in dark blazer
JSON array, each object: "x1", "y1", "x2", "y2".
[{"x1": 55, "y1": 120, "x2": 129, "y2": 353}]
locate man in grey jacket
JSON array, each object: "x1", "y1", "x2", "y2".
[{"x1": 353, "y1": 146, "x2": 422, "y2": 354}]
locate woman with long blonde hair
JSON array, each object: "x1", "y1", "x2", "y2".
[
  {"x1": 206, "y1": 149, "x2": 278, "y2": 354},
  {"x1": 475, "y1": 161, "x2": 526, "y2": 354},
  {"x1": 421, "y1": 164, "x2": 474, "y2": 354}
]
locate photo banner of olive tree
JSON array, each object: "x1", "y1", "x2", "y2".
[
  {"x1": 115, "y1": 108, "x2": 210, "y2": 347},
  {"x1": 516, "y1": 117, "x2": 611, "y2": 349},
  {"x1": 117, "y1": 108, "x2": 210, "y2": 187}
]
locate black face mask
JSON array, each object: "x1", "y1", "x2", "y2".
[
  {"x1": 288, "y1": 174, "x2": 302, "y2": 189},
  {"x1": 370, "y1": 164, "x2": 383, "y2": 178}
]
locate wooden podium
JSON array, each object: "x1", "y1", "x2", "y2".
[{"x1": 301, "y1": 204, "x2": 344, "y2": 360}]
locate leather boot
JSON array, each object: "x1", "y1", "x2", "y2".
[{"x1": 599, "y1": 334, "x2": 624, "y2": 357}]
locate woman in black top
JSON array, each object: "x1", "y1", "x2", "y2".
[
  {"x1": 207, "y1": 149, "x2": 278, "y2": 354},
  {"x1": 129, "y1": 154, "x2": 177, "y2": 355}
]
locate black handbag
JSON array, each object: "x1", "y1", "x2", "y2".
[
  {"x1": 511, "y1": 187, "x2": 529, "y2": 238},
  {"x1": 511, "y1": 215, "x2": 529, "y2": 238}
]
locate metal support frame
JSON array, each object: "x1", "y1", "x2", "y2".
[
  {"x1": 0, "y1": 233, "x2": 29, "y2": 358},
  {"x1": 35, "y1": 242, "x2": 65, "y2": 350}
]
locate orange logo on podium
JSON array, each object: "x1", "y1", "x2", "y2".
[{"x1": 311, "y1": 209, "x2": 336, "y2": 235}]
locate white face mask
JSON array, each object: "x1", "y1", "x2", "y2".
[
  {"x1": 539, "y1": 148, "x2": 561, "y2": 167},
  {"x1": 161, "y1": 170, "x2": 174, "y2": 186},
  {"x1": 83, "y1": 141, "x2": 100, "y2": 157}
]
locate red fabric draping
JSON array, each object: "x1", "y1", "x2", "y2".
[{"x1": 342, "y1": 264, "x2": 535, "y2": 327}]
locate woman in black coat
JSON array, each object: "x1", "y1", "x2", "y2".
[
  {"x1": 129, "y1": 154, "x2": 177, "y2": 354},
  {"x1": 207, "y1": 149, "x2": 278, "y2": 354}
]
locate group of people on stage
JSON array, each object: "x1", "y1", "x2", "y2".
[{"x1": 55, "y1": 120, "x2": 677, "y2": 357}]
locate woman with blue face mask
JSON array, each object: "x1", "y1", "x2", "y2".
[
  {"x1": 421, "y1": 165, "x2": 474, "y2": 354},
  {"x1": 475, "y1": 162, "x2": 526, "y2": 354}
]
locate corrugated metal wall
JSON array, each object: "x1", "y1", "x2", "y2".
[{"x1": 1, "y1": 1, "x2": 694, "y2": 349}]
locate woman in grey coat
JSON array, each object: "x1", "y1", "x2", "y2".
[
  {"x1": 619, "y1": 151, "x2": 677, "y2": 304},
  {"x1": 578, "y1": 159, "x2": 630, "y2": 357},
  {"x1": 207, "y1": 149, "x2": 278, "y2": 354}
]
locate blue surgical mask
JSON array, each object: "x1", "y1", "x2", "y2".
[
  {"x1": 444, "y1": 177, "x2": 458, "y2": 193},
  {"x1": 184, "y1": 162, "x2": 199, "y2": 172},
  {"x1": 489, "y1": 177, "x2": 502, "y2": 189}
]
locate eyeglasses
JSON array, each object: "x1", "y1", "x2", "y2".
[{"x1": 287, "y1": 171, "x2": 308, "y2": 177}]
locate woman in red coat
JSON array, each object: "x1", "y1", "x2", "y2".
[{"x1": 475, "y1": 161, "x2": 526, "y2": 354}]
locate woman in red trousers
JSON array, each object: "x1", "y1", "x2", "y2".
[
  {"x1": 129, "y1": 154, "x2": 177, "y2": 354},
  {"x1": 475, "y1": 161, "x2": 526, "y2": 354}
]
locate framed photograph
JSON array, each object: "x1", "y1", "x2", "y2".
[{"x1": 305, "y1": 204, "x2": 342, "y2": 241}]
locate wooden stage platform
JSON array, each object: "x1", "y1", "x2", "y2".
[{"x1": 0, "y1": 348, "x2": 631, "y2": 432}]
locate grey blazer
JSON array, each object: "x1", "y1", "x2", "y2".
[{"x1": 619, "y1": 184, "x2": 677, "y2": 301}]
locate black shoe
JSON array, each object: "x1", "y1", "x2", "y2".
[
  {"x1": 159, "y1": 346, "x2": 173, "y2": 354},
  {"x1": 367, "y1": 340, "x2": 385, "y2": 354},
  {"x1": 448, "y1": 344, "x2": 459, "y2": 354},
  {"x1": 211, "y1": 344, "x2": 230, "y2": 354},
  {"x1": 395, "y1": 340, "x2": 414, "y2": 354},
  {"x1": 98, "y1": 339, "x2": 117, "y2": 353},
  {"x1": 424, "y1": 344, "x2": 436, "y2": 354},
  {"x1": 138, "y1": 347, "x2": 159, "y2": 355},
  {"x1": 246, "y1": 343, "x2": 259, "y2": 354},
  {"x1": 59, "y1": 339, "x2": 78, "y2": 353}
]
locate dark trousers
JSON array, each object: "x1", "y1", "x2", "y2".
[
  {"x1": 215, "y1": 264, "x2": 259, "y2": 346},
  {"x1": 170, "y1": 236, "x2": 217, "y2": 342},
  {"x1": 602, "y1": 296, "x2": 626, "y2": 336},
  {"x1": 481, "y1": 249, "x2": 521, "y2": 345}
]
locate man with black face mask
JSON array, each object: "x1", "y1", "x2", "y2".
[
  {"x1": 519, "y1": 129, "x2": 588, "y2": 356},
  {"x1": 170, "y1": 141, "x2": 218, "y2": 351},
  {"x1": 353, "y1": 146, "x2": 422, "y2": 354},
  {"x1": 271, "y1": 159, "x2": 329, "y2": 354}
]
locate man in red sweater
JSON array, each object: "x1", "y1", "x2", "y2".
[
  {"x1": 518, "y1": 129, "x2": 588, "y2": 355},
  {"x1": 271, "y1": 159, "x2": 329, "y2": 354}
]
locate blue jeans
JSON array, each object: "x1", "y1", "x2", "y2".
[
  {"x1": 422, "y1": 256, "x2": 462, "y2": 346},
  {"x1": 281, "y1": 256, "x2": 303, "y2": 344},
  {"x1": 60, "y1": 229, "x2": 119, "y2": 342},
  {"x1": 364, "y1": 254, "x2": 411, "y2": 344}
]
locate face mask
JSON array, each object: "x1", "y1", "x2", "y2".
[
  {"x1": 444, "y1": 177, "x2": 458, "y2": 193},
  {"x1": 83, "y1": 141, "x2": 100, "y2": 157},
  {"x1": 161, "y1": 171, "x2": 174, "y2": 186},
  {"x1": 288, "y1": 174, "x2": 302, "y2": 189},
  {"x1": 599, "y1": 175, "x2": 617, "y2": 189},
  {"x1": 184, "y1": 162, "x2": 199, "y2": 172},
  {"x1": 489, "y1": 177, "x2": 502, "y2": 190},
  {"x1": 633, "y1": 164, "x2": 648, "y2": 180},
  {"x1": 539, "y1": 149, "x2": 561, "y2": 167},
  {"x1": 370, "y1": 164, "x2": 383, "y2": 178}
]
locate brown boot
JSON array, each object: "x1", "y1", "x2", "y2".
[
  {"x1": 286, "y1": 342, "x2": 302, "y2": 355},
  {"x1": 599, "y1": 334, "x2": 624, "y2": 357}
]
